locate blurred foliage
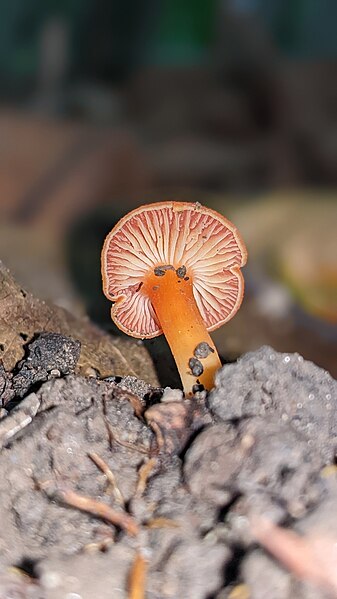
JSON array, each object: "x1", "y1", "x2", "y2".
[
  {"x1": 1, "y1": 0, "x2": 337, "y2": 98},
  {"x1": 151, "y1": 0, "x2": 216, "y2": 65},
  {"x1": 0, "y1": 0, "x2": 84, "y2": 92},
  {"x1": 234, "y1": 0, "x2": 337, "y2": 57},
  {"x1": 0, "y1": 0, "x2": 215, "y2": 93}
]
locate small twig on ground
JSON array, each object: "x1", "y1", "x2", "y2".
[
  {"x1": 145, "y1": 517, "x2": 180, "y2": 529},
  {"x1": 227, "y1": 584, "x2": 250, "y2": 599},
  {"x1": 50, "y1": 485, "x2": 139, "y2": 536},
  {"x1": 88, "y1": 451, "x2": 125, "y2": 507},
  {"x1": 135, "y1": 458, "x2": 158, "y2": 497},
  {"x1": 125, "y1": 394, "x2": 145, "y2": 419},
  {"x1": 128, "y1": 551, "x2": 149, "y2": 599},
  {"x1": 147, "y1": 420, "x2": 164, "y2": 453},
  {"x1": 251, "y1": 517, "x2": 337, "y2": 596},
  {"x1": 0, "y1": 392, "x2": 40, "y2": 449}
]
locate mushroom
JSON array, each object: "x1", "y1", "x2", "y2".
[{"x1": 101, "y1": 201, "x2": 247, "y2": 395}]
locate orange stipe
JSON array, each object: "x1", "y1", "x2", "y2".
[{"x1": 143, "y1": 268, "x2": 221, "y2": 394}]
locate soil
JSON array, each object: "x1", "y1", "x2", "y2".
[{"x1": 1, "y1": 266, "x2": 337, "y2": 598}]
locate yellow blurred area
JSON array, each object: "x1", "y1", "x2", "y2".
[{"x1": 228, "y1": 193, "x2": 337, "y2": 323}]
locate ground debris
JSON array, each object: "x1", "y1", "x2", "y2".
[
  {"x1": 0, "y1": 347, "x2": 336, "y2": 598},
  {"x1": 44, "y1": 484, "x2": 139, "y2": 537},
  {"x1": 106, "y1": 375, "x2": 154, "y2": 400},
  {"x1": 184, "y1": 414, "x2": 323, "y2": 523},
  {"x1": 209, "y1": 345, "x2": 337, "y2": 464},
  {"x1": 250, "y1": 516, "x2": 337, "y2": 597},
  {"x1": 145, "y1": 394, "x2": 211, "y2": 456},
  {"x1": 128, "y1": 551, "x2": 149, "y2": 599},
  {"x1": 0, "y1": 392, "x2": 40, "y2": 449},
  {"x1": 0, "y1": 260, "x2": 158, "y2": 382},
  {"x1": 0, "y1": 569, "x2": 43, "y2": 599},
  {"x1": 12, "y1": 332, "x2": 80, "y2": 398},
  {"x1": 0, "y1": 362, "x2": 14, "y2": 406},
  {"x1": 88, "y1": 451, "x2": 125, "y2": 506}
]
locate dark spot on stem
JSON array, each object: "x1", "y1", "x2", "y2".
[
  {"x1": 154, "y1": 265, "x2": 175, "y2": 277},
  {"x1": 192, "y1": 383, "x2": 205, "y2": 393},
  {"x1": 184, "y1": 276, "x2": 189, "y2": 281},
  {"x1": 188, "y1": 357, "x2": 204, "y2": 377},
  {"x1": 176, "y1": 265, "x2": 187, "y2": 279},
  {"x1": 194, "y1": 342, "x2": 215, "y2": 359}
]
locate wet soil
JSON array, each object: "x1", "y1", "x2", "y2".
[{"x1": 0, "y1": 332, "x2": 337, "y2": 598}]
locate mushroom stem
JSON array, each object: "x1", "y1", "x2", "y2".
[{"x1": 143, "y1": 269, "x2": 222, "y2": 395}]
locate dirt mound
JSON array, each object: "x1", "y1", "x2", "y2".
[{"x1": 0, "y1": 337, "x2": 336, "y2": 598}]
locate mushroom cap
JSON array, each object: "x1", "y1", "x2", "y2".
[{"x1": 102, "y1": 201, "x2": 247, "y2": 338}]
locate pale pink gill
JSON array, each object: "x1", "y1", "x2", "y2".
[{"x1": 105, "y1": 204, "x2": 245, "y2": 338}]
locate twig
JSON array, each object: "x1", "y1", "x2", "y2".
[
  {"x1": 147, "y1": 421, "x2": 164, "y2": 452},
  {"x1": 145, "y1": 517, "x2": 180, "y2": 529},
  {"x1": 88, "y1": 451, "x2": 125, "y2": 507},
  {"x1": 0, "y1": 392, "x2": 40, "y2": 450},
  {"x1": 128, "y1": 552, "x2": 148, "y2": 599},
  {"x1": 251, "y1": 517, "x2": 337, "y2": 595},
  {"x1": 51, "y1": 486, "x2": 139, "y2": 536},
  {"x1": 135, "y1": 458, "x2": 158, "y2": 497},
  {"x1": 227, "y1": 584, "x2": 250, "y2": 599}
]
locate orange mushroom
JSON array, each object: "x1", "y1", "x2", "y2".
[{"x1": 101, "y1": 201, "x2": 247, "y2": 395}]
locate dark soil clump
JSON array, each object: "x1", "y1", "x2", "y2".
[{"x1": 12, "y1": 332, "x2": 81, "y2": 400}]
